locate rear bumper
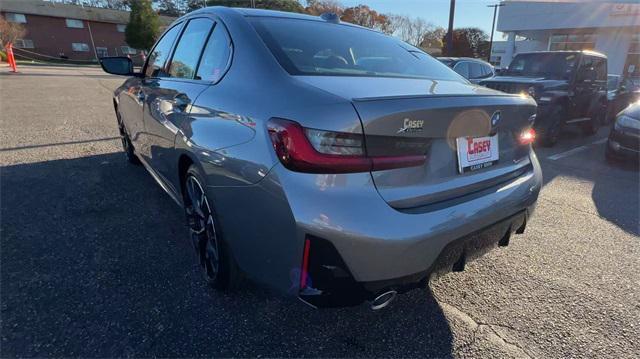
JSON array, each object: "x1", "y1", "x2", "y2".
[
  {"x1": 300, "y1": 209, "x2": 530, "y2": 308},
  {"x1": 208, "y1": 153, "x2": 542, "y2": 306},
  {"x1": 280, "y1": 154, "x2": 541, "y2": 307}
]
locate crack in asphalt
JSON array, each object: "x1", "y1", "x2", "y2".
[{"x1": 438, "y1": 301, "x2": 534, "y2": 358}]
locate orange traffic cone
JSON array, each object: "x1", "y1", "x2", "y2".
[{"x1": 6, "y1": 43, "x2": 17, "y2": 72}]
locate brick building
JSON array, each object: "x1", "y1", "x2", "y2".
[{"x1": 0, "y1": 0, "x2": 174, "y2": 63}]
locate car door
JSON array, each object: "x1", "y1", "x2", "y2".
[
  {"x1": 592, "y1": 56, "x2": 608, "y2": 102},
  {"x1": 136, "y1": 23, "x2": 183, "y2": 159},
  {"x1": 142, "y1": 17, "x2": 215, "y2": 189},
  {"x1": 572, "y1": 55, "x2": 596, "y2": 118}
]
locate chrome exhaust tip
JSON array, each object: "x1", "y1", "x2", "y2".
[{"x1": 370, "y1": 290, "x2": 397, "y2": 311}]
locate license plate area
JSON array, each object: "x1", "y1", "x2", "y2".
[{"x1": 456, "y1": 135, "x2": 499, "y2": 173}]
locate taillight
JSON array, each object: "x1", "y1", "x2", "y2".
[
  {"x1": 268, "y1": 119, "x2": 427, "y2": 174},
  {"x1": 519, "y1": 128, "x2": 536, "y2": 145}
]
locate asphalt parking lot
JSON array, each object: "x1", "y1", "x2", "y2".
[{"x1": 1, "y1": 65, "x2": 638, "y2": 358}]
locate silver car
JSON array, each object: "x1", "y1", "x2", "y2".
[{"x1": 100, "y1": 7, "x2": 541, "y2": 309}]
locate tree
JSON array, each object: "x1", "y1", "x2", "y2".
[
  {"x1": 125, "y1": 0, "x2": 160, "y2": 51},
  {"x1": 419, "y1": 26, "x2": 446, "y2": 54},
  {"x1": 341, "y1": 5, "x2": 390, "y2": 33},
  {"x1": 154, "y1": 0, "x2": 188, "y2": 16},
  {"x1": 0, "y1": 17, "x2": 26, "y2": 47},
  {"x1": 55, "y1": 0, "x2": 130, "y2": 10},
  {"x1": 305, "y1": 0, "x2": 343, "y2": 16},
  {"x1": 389, "y1": 15, "x2": 435, "y2": 48},
  {"x1": 442, "y1": 27, "x2": 489, "y2": 58}
]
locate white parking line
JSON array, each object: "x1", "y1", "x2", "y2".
[{"x1": 547, "y1": 138, "x2": 608, "y2": 161}]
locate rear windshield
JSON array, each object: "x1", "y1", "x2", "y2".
[{"x1": 249, "y1": 17, "x2": 462, "y2": 81}]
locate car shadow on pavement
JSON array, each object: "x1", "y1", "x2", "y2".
[
  {"x1": 1, "y1": 152, "x2": 454, "y2": 357},
  {"x1": 537, "y1": 129, "x2": 639, "y2": 236}
]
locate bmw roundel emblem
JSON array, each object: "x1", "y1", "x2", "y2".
[{"x1": 491, "y1": 110, "x2": 501, "y2": 127}]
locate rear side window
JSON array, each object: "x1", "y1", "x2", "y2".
[
  {"x1": 196, "y1": 24, "x2": 232, "y2": 82},
  {"x1": 169, "y1": 18, "x2": 214, "y2": 79},
  {"x1": 482, "y1": 64, "x2": 493, "y2": 77},
  {"x1": 469, "y1": 63, "x2": 484, "y2": 79},
  {"x1": 250, "y1": 17, "x2": 461, "y2": 81},
  {"x1": 145, "y1": 24, "x2": 182, "y2": 78},
  {"x1": 453, "y1": 62, "x2": 469, "y2": 78}
]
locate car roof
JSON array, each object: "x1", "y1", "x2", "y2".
[
  {"x1": 438, "y1": 57, "x2": 493, "y2": 66},
  {"x1": 232, "y1": 7, "x2": 321, "y2": 20},
  {"x1": 188, "y1": 6, "x2": 365, "y2": 28},
  {"x1": 516, "y1": 50, "x2": 607, "y2": 58}
]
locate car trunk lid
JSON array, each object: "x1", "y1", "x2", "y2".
[
  {"x1": 353, "y1": 94, "x2": 536, "y2": 210},
  {"x1": 295, "y1": 76, "x2": 537, "y2": 209}
]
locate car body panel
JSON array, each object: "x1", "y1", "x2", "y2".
[
  {"x1": 142, "y1": 78, "x2": 210, "y2": 189},
  {"x1": 353, "y1": 95, "x2": 536, "y2": 208}
]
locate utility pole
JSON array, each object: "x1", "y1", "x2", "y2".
[
  {"x1": 487, "y1": 3, "x2": 505, "y2": 62},
  {"x1": 445, "y1": 0, "x2": 456, "y2": 56}
]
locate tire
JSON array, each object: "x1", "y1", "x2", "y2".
[
  {"x1": 582, "y1": 100, "x2": 606, "y2": 135},
  {"x1": 116, "y1": 111, "x2": 141, "y2": 165},
  {"x1": 183, "y1": 165, "x2": 239, "y2": 290},
  {"x1": 538, "y1": 107, "x2": 563, "y2": 147}
]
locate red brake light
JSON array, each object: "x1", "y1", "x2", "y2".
[
  {"x1": 519, "y1": 128, "x2": 536, "y2": 145},
  {"x1": 268, "y1": 119, "x2": 427, "y2": 173}
]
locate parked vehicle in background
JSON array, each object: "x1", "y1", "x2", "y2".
[
  {"x1": 438, "y1": 57, "x2": 495, "y2": 84},
  {"x1": 608, "y1": 75, "x2": 640, "y2": 121},
  {"x1": 607, "y1": 101, "x2": 640, "y2": 163},
  {"x1": 608, "y1": 75, "x2": 620, "y2": 102},
  {"x1": 481, "y1": 51, "x2": 608, "y2": 147},
  {"x1": 99, "y1": 7, "x2": 541, "y2": 309}
]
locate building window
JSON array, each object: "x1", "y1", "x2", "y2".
[
  {"x1": 5, "y1": 12, "x2": 27, "y2": 23},
  {"x1": 72, "y1": 43, "x2": 90, "y2": 52},
  {"x1": 121, "y1": 46, "x2": 136, "y2": 55},
  {"x1": 96, "y1": 47, "x2": 108, "y2": 58},
  {"x1": 66, "y1": 19, "x2": 84, "y2": 28},
  {"x1": 14, "y1": 39, "x2": 34, "y2": 49},
  {"x1": 629, "y1": 33, "x2": 640, "y2": 54},
  {"x1": 549, "y1": 34, "x2": 595, "y2": 51},
  {"x1": 116, "y1": 24, "x2": 126, "y2": 32}
]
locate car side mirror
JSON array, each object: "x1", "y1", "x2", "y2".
[{"x1": 100, "y1": 56, "x2": 138, "y2": 76}]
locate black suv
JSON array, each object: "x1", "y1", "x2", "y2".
[{"x1": 482, "y1": 51, "x2": 608, "y2": 146}]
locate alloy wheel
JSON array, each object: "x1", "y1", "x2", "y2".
[{"x1": 185, "y1": 175, "x2": 220, "y2": 282}]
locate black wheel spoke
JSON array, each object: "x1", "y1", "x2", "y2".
[{"x1": 185, "y1": 175, "x2": 220, "y2": 282}]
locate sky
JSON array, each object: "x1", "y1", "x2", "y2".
[{"x1": 340, "y1": 0, "x2": 508, "y2": 41}]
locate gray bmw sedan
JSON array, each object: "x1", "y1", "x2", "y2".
[{"x1": 99, "y1": 7, "x2": 541, "y2": 309}]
